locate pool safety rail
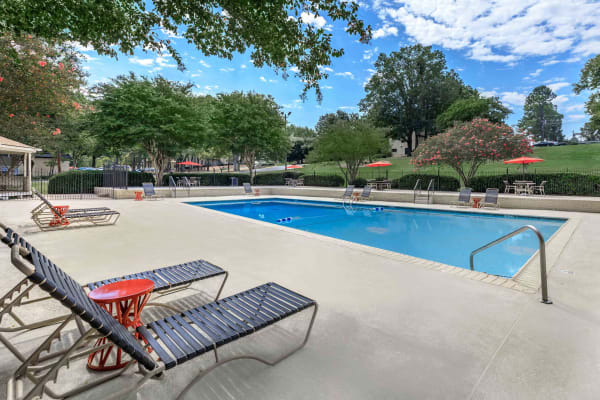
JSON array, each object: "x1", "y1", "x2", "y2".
[{"x1": 469, "y1": 225, "x2": 551, "y2": 304}]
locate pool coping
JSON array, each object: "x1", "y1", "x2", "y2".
[{"x1": 181, "y1": 195, "x2": 580, "y2": 296}]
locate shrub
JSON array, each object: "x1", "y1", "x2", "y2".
[
  {"x1": 391, "y1": 174, "x2": 460, "y2": 191},
  {"x1": 48, "y1": 170, "x2": 154, "y2": 194},
  {"x1": 303, "y1": 174, "x2": 345, "y2": 187},
  {"x1": 470, "y1": 173, "x2": 600, "y2": 196},
  {"x1": 351, "y1": 177, "x2": 367, "y2": 187},
  {"x1": 162, "y1": 173, "x2": 250, "y2": 186},
  {"x1": 254, "y1": 171, "x2": 303, "y2": 185}
]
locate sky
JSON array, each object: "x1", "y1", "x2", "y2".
[{"x1": 77, "y1": 0, "x2": 600, "y2": 138}]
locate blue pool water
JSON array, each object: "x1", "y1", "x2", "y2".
[{"x1": 188, "y1": 198, "x2": 565, "y2": 277}]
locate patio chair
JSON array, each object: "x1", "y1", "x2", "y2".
[
  {"x1": 342, "y1": 185, "x2": 355, "y2": 201},
  {"x1": 0, "y1": 224, "x2": 228, "y2": 346},
  {"x1": 30, "y1": 189, "x2": 120, "y2": 231},
  {"x1": 451, "y1": 187, "x2": 472, "y2": 207},
  {"x1": 295, "y1": 178, "x2": 304, "y2": 187},
  {"x1": 359, "y1": 185, "x2": 372, "y2": 201},
  {"x1": 243, "y1": 182, "x2": 253, "y2": 194},
  {"x1": 532, "y1": 180, "x2": 547, "y2": 195},
  {"x1": 503, "y1": 180, "x2": 516, "y2": 194},
  {"x1": 143, "y1": 182, "x2": 159, "y2": 200},
  {"x1": 480, "y1": 188, "x2": 500, "y2": 209},
  {"x1": 2, "y1": 229, "x2": 317, "y2": 400}
]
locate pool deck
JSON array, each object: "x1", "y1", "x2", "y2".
[{"x1": 1, "y1": 196, "x2": 599, "y2": 399}]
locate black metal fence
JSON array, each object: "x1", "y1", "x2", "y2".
[{"x1": 0, "y1": 165, "x2": 129, "y2": 200}]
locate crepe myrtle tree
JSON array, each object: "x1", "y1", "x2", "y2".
[
  {"x1": 308, "y1": 117, "x2": 389, "y2": 184},
  {"x1": 411, "y1": 118, "x2": 532, "y2": 187}
]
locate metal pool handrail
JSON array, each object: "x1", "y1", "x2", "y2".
[{"x1": 469, "y1": 225, "x2": 552, "y2": 304}]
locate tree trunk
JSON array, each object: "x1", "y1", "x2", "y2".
[
  {"x1": 244, "y1": 151, "x2": 256, "y2": 184},
  {"x1": 56, "y1": 151, "x2": 62, "y2": 173}
]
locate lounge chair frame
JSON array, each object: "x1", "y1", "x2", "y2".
[
  {"x1": 451, "y1": 187, "x2": 472, "y2": 207},
  {"x1": 5, "y1": 243, "x2": 317, "y2": 400},
  {"x1": 480, "y1": 188, "x2": 500, "y2": 209},
  {"x1": 30, "y1": 189, "x2": 120, "y2": 231},
  {"x1": 142, "y1": 182, "x2": 159, "y2": 200}
]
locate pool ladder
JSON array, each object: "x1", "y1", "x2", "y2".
[
  {"x1": 469, "y1": 225, "x2": 551, "y2": 304},
  {"x1": 413, "y1": 179, "x2": 435, "y2": 204}
]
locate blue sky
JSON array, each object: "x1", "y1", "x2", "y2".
[{"x1": 77, "y1": 0, "x2": 600, "y2": 138}]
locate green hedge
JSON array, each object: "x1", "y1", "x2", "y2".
[
  {"x1": 351, "y1": 177, "x2": 367, "y2": 188},
  {"x1": 48, "y1": 170, "x2": 154, "y2": 194},
  {"x1": 254, "y1": 171, "x2": 303, "y2": 185},
  {"x1": 470, "y1": 173, "x2": 600, "y2": 196},
  {"x1": 391, "y1": 174, "x2": 460, "y2": 191},
  {"x1": 162, "y1": 173, "x2": 250, "y2": 186},
  {"x1": 303, "y1": 174, "x2": 345, "y2": 187}
]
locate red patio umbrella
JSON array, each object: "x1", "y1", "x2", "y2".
[
  {"x1": 286, "y1": 165, "x2": 303, "y2": 169},
  {"x1": 504, "y1": 156, "x2": 544, "y2": 178},
  {"x1": 366, "y1": 161, "x2": 392, "y2": 167},
  {"x1": 176, "y1": 161, "x2": 202, "y2": 166}
]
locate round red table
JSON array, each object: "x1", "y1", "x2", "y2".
[
  {"x1": 87, "y1": 279, "x2": 154, "y2": 371},
  {"x1": 50, "y1": 205, "x2": 70, "y2": 226},
  {"x1": 134, "y1": 191, "x2": 143, "y2": 201},
  {"x1": 472, "y1": 197, "x2": 482, "y2": 208}
]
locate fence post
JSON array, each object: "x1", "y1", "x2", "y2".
[{"x1": 437, "y1": 167, "x2": 440, "y2": 191}]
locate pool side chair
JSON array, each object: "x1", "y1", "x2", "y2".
[
  {"x1": 142, "y1": 182, "x2": 159, "y2": 200},
  {"x1": 503, "y1": 180, "x2": 516, "y2": 194},
  {"x1": 359, "y1": 185, "x2": 372, "y2": 201},
  {"x1": 452, "y1": 187, "x2": 472, "y2": 207},
  {"x1": 533, "y1": 180, "x2": 547, "y2": 195},
  {"x1": 342, "y1": 185, "x2": 355, "y2": 201},
  {"x1": 2, "y1": 230, "x2": 317, "y2": 400},
  {"x1": 0, "y1": 225, "x2": 228, "y2": 348},
  {"x1": 480, "y1": 188, "x2": 500, "y2": 209},
  {"x1": 30, "y1": 189, "x2": 120, "y2": 231},
  {"x1": 243, "y1": 182, "x2": 254, "y2": 194}
]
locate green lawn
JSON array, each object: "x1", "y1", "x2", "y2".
[{"x1": 300, "y1": 143, "x2": 600, "y2": 180}]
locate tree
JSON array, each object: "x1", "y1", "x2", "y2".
[
  {"x1": 308, "y1": 118, "x2": 389, "y2": 184},
  {"x1": 412, "y1": 119, "x2": 532, "y2": 187},
  {"x1": 211, "y1": 92, "x2": 290, "y2": 183},
  {"x1": 287, "y1": 125, "x2": 317, "y2": 164},
  {"x1": 315, "y1": 110, "x2": 358, "y2": 134},
  {"x1": 436, "y1": 96, "x2": 511, "y2": 131},
  {"x1": 574, "y1": 55, "x2": 600, "y2": 135},
  {"x1": 360, "y1": 45, "x2": 476, "y2": 154},
  {"x1": 518, "y1": 86, "x2": 564, "y2": 141},
  {"x1": 1, "y1": 1, "x2": 371, "y2": 100},
  {"x1": 88, "y1": 74, "x2": 208, "y2": 183},
  {"x1": 0, "y1": 32, "x2": 87, "y2": 172}
]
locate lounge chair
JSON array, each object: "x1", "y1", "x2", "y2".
[
  {"x1": 0, "y1": 225, "x2": 228, "y2": 350},
  {"x1": 143, "y1": 182, "x2": 159, "y2": 200},
  {"x1": 342, "y1": 185, "x2": 355, "y2": 201},
  {"x1": 452, "y1": 187, "x2": 472, "y2": 207},
  {"x1": 503, "y1": 180, "x2": 516, "y2": 194},
  {"x1": 480, "y1": 188, "x2": 500, "y2": 209},
  {"x1": 2, "y1": 228, "x2": 317, "y2": 400},
  {"x1": 358, "y1": 185, "x2": 372, "y2": 201},
  {"x1": 532, "y1": 180, "x2": 547, "y2": 195},
  {"x1": 30, "y1": 189, "x2": 120, "y2": 230},
  {"x1": 243, "y1": 182, "x2": 253, "y2": 194}
]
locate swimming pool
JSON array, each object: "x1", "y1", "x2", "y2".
[{"x1": 188, "y1": 198, "x2": 566, "y2": 277}]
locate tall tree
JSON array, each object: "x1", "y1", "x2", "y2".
[
  {"x1": 0, "y1": 32, "x2": 87, "y2": 171},
  {"x1": 88, "y1": 74, "x2": 208, "y2": 183},
  {"x1": 518, "y1": 85, "x2": 564, "y2": 141},
  {"x1": 308, "y1": 118, "x2": 389, "y2": 184},
  {"x1": 1, "y1": 1, "x2": 371, "y2": 100},
  {"x1": 436, "y1": 95, "x2": 512, "y2": 131},
  {"x1": 211, "y1": 92, "x2": 290, "y2": 183},
  {"x1": 574, "y1": 55, "x2": 600, "y2": 136},
  {"x1": 359, "y1": 45, "x2": 476, "y2": 154},
  {"x1": 315, "y1": 110, "x2": 358, "y2": 134},
  {"x1": 287, "y1": 125, "x2": 317, "y2": 164}
]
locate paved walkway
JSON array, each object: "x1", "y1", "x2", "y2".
[{"x1": 0, "y1": 197, "x2": 598, "y2": 399}]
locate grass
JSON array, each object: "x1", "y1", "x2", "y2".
[{"x1": 300, "y1": 143, "x2": 600, "y2": 180}]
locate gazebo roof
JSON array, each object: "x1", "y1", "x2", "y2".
[{"x1": 0, "y1": 136, "x2": 41, "y2": 154}]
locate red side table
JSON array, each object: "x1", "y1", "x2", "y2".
[
  {"x1": 50, "y1": 205, "x2": 70, "y2": 226},
  {"x1": 134, "y1": 191, "x2": 143, "y2": 201},
  {"x1": 87, "y1": 279, "x2": 154, "y2": 371},
  {"x1": 472, "y1": 197, "x2": 482, "y2": 208}
]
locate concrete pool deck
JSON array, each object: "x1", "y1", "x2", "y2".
[{"x1": 0, "y1": 197, "x2": 599, "y2": 399}]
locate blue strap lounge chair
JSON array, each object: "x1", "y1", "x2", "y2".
[
  {"x1": 142, "y1": 182, "x2": 159, "y2": 200},
  {"x1": 243, "y1": 182, "x2": 253, "y2": 194},
  {"x1": 359, "y1": 185, "x2": 372, "y2": 201},
  {"x1": 480, "y1": 188, "x2": 500, "y2": 209},
  {"x1": 342, "y1": 185, "x2": 355, "y2": 201},
  {"x1": 452, "y1": 187, "x2": 472, "y2": 207},
  {"x1": 1, "y1": 226, "x2": 317, "y2": 400}
]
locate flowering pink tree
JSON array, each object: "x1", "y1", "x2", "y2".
[{"x1": 411, "y1": 118, "x2": 532, "y2": 187}]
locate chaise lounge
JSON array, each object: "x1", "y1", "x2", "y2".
[
  {"x1": 0, "y1": 226, "x2": 317, "y2": 400},
  {"x1": 451, "y1": 187, "x2": 472, "y2": 207},
  {"x1": 31, "y1": 189, "x2": 120, "y2": 230}
]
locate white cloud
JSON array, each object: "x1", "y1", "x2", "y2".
[
  {"x1": 289, "y1": 66, "x2": 300, "y2": 73},
  {"x1": 160, "y1": 28, "x2": 183, "y2": 39},
  {"x1": 500, "y1": 91, "x2": 527, "y2": 106},
  {"x1": 300, "y1": 12, "x2": 327, "y2": 29},
  {"x1": 480, "y1": 89, "x2": 498, "y2": 98},
  {"x1": 129, "y1": 57, "x2": 154, "y2": 67},
  {"x1": 219, "y1": 67, "x2": 235, "y2": 72},
  {"x1": 240, "y1": 64, "x2": 247, "y2": 69},
  {"x1": 322, "y1": 85, "x2": 333, "y2": 89},
  {"x1": 156, "y1": 56, "x2": 175, "y2": 68},
  {"x1": 547, "y1": 82, "x2": 570, "y2": 92},
  {"x1": 379, "y1": 0, "x2": 600, "y2": 64},
  {"x1": 198, "y1": 60, "x2": 211, "y2": 68},
  {"x1": 363, "y1": 47, "x2": 379, "y2": 61},
  {"x1": 66, "y1": 41, "x2": 95, "y2": 52},
  {"x1": 203, "y1": 85, "x2": 219, "y2": 91},
  {"x1": 567, "y1": 114, "x2": 587, "y2": 120},
  {"x1": 335, "y1": 71, "x2": 355, "y2": 79},
  {"x1": 259, "y1": 76, "x2": 267, "y2": 82},
  {"x1": 319, "y1": 66, "x2": 334, "y2": 73},
  {"x1": 540, "y1": 58, "x2": 560, "y2": 66},
  {"x1": 552, "y1": 94, "x2": 569, "y2": 105},
  {"x1": 372, "y1": 25, "x2": 398, "y2": 39},
  {"x1": 530, "y1": 68, "x2": 543, "y2": 78},
  {"x1": 191, "y1": 73, "x2": 202, "y2": 77},
  {"x1": 339, "y1": 106, "x2": 358, "y2": 111},
  {"x1": 566, "y1": 103, "x2": 585, "y2": 112}
]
